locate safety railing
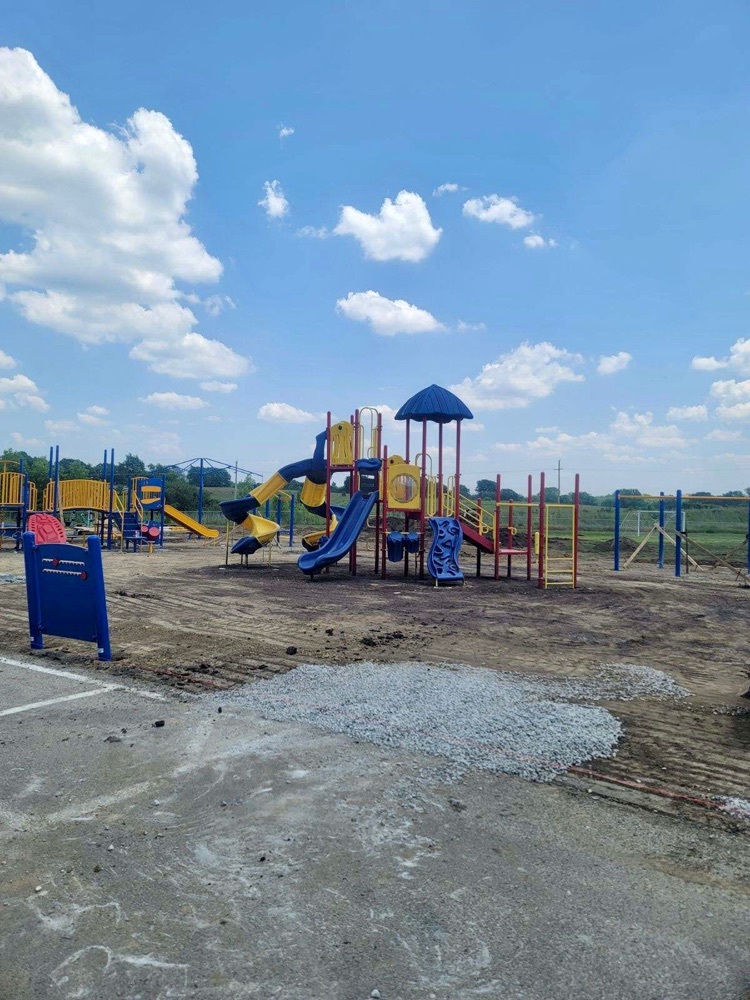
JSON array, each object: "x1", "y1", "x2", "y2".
[
  {"x1": 0, "y1": 472, "x2": 26, "y2": 508},
  {"x1": 42, "y1": 479, "x2": 120, "y2": 513}
]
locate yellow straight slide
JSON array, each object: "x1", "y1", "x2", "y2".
[{"x1": 163, "y1": 504, "x2": 220, "y2": 539}]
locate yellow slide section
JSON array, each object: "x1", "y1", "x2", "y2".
[
  {"x1": 241, "y1": 513, "x2": 280, "y2": 546},
  {"x1": 301, "y1": 515, "x2": 338, "y2": 552},
  {"x1": 250, "y1": 471, "x2": 288, "y2": 506},
  {"x1": 163, "y1": 504, "x2": 220, "y2": 539}
]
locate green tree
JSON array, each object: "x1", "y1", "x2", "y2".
[
  {"x1": 115, "y1": 453, "x2": 146, "y2": 486},
  {"x1": 187, "y1": 466, "x2": 232, "y2": 487}
]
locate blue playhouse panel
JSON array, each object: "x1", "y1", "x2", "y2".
[
  {"x1": 427, "y1": 517, "x2": 464, "y2": 585},
  {"x1": 23, "y1": 533, "x2": 112, "y2": 661}
]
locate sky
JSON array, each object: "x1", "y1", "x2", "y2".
[{"x1": 2, "y1": 1, "x2": 750, "y2": 496}]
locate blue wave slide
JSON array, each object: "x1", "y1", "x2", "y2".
[
  {"x1": 427, "y1": 516, "x2": 464, "y2": 585},
  {"x1": 297, "y1": 490, "x2": 378, "y2": 577}
]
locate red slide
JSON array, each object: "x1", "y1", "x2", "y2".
[{"x1": 27, "y1": 513, "x2": 67, "y2": 545}]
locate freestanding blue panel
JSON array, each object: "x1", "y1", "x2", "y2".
[
  {"x1": 23, "y1": 533, "x2": 111, "y2": 661},
  {"x1": 427, "y1": 517, "x2": 464, "y2": 585}
]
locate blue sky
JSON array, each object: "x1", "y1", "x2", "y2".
[{"x1": 2, "y1": 1, "x2": 750, "y2": 494}]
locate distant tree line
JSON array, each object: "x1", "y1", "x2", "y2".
[{"x1": 4, "y1": 448, "x2": 750, "y2": 509}]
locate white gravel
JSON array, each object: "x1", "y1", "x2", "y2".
[{"x1": 216, "y1": 661, "x2": 688, "y2": 783}]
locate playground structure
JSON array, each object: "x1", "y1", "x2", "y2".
[
  {"x1": 614, "y1": 489, "x2": 750, "y2": 585},
  {"x1": 0, "y1": 448, "x2": 221, "y2": 552},
  {"x1": 221, "y1": 384, "x2": 581, "y2": 588}
]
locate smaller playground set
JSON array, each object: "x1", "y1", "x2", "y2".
[
  {"x1": 613, "y1": 488, "x2": 750, "y2": 586},
  {"x1": 221, "y1": 384, "x2": 582, "y2": 589},
  {"x1": 0, "y1": 450, "x2": 222, "y2": 553}
]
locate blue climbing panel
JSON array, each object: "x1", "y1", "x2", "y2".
[
  {"x1": 23, "y1": 533, "x2": 112, "y2": 661},
  {"x1": 427, "y1": 517, "x2": 464, "y2": 585}
]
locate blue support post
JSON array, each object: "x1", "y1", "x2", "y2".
[
  {"x1": 264, "y1": 499, "x2": 270, "y2": 519},
  {"x1": 613, "y1": 490, "x2": 621, "y2": 571},
  {"x1": 107, "y1": 449, "x2": 115, "y2": 551},
  {"x1": 658, "y1": 492, "x2": 665, "y2": 569},
  {"x1": 289, "y1": 494, "x2": 295, "y2": 546},
  {"x1": 675, "y1": 489, "x2": 683, "y2": 577},
  {"x1": 276, "y1": 495, "x2": 282, "y2": 541},
  {"x1": 198, "y1": 458, "x2": 204, "y2": 524},
  {"x1": 48, "y1": 447, "x2": 54, "y2": 488},
  {"x1": 54, "y1": 445, "x2": 60, "y2": 518}
]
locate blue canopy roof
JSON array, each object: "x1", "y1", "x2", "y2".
[{"x1": 395, "y1": 384, "x2": 473, "y2": 424}]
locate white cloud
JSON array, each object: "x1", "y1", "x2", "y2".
[
  {"x1": 257, "y1": 402, "x2": 321, "y2": 423},
  {"x1": 462, "y1": 194, "x2": 534, "y2": 229},
  {"x1": 278, "y1": 124, "x2": 294, "y2": 140},
  {"x1": 0, "y1": 48, "x2": 249, "y2": 381},
  {"x1": 609, "y1": 410, "x2": 686, "y2": 449},
  {"x1": 705, "y1": 428, "x2": 741, "y2": 442},
  {"x1": 716, "y1": 402, "x2": 750, "y2": 421},
  {"x1": 691, "y1": 355, "x2": 727, "y2": 371},
  {"x1": 433, "y1": 183, "x2": 464, "y2": 197},
  {"x1": 203, "y1": 294, "x2": 235, "y2": 317},
  {"x1": 709, "y1": 378, "x2": 750, "y2": 418},
  {"x1": 0, "y1": 373, "x2": 49, "y2": 411},
  {"x1": 201, "y1": 380, "x2": 237, "y2": 393},
  {"x1": 463, "y1": 421, "x2": 485, "y2": 433},
  {"x1": 450, "y1": 342, "x2": 584, "y2": 411},
  {"x1": 0, "y1": 350, "x2": 15, "y2": 368},
  {"x1": 523, "y1": 234, "x2": 557, "y2": 249},
  {"x1": 258, "y1": 179, "x2": 289, "y2": 219},
  {"x1": 130, "y1": 332, "x2": 252, "y2": 379},
  {"x1": 206, "y1": 414, "x2": 221, "y2": 423},
  {"x1": 457, "y1": 320, "x2": 486, "y2": 332},
  {"x1": 296, "y1": 225, "x2": 329, "y2": 239},
  {"x1": 597, "y1": 352, "x2": 632, "y2": 375},
  {"x1": 77, "y1": 404, "x2": 110, "y2": 426},
  {"x1": 334, "y1": 191, "x2": 441, "y2": 262},
  {"x1": 44, "y1": 418, "x2": 76, "y2": 433},
  {"x1": 141, "y1": 391, "x2": 209, "y2": 410},
  {"x1": 10, "y1": 432, "x2": 44, "y2": 448},
  {"x1": 336, "y1": 290, "x2": 445, "y2": 336},
  {"x1": 666, "y1": 404, "x2": 708, "y2": 422},
  {"x1": 492, "y1": 442, "x2": 523, "y2": 453}
]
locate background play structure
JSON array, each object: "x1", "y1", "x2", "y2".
[{"x1": 220, "y1": 384, "x2": 582, "y2": 588}]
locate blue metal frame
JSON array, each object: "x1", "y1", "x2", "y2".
[{"x1": 613, "y1": 490, "x2": 620, "y2": 571}]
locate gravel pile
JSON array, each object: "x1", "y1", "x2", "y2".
[{"x1": 215, "y1": 661, "x2": 688, "y2": 782}]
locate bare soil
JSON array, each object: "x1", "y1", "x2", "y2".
[{"x1": 2, "y1": 535, "x2": 749, "y2": 808}]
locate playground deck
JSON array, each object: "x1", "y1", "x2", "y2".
[{"x1": 0, "y1": 538, "x2": 748, "y2": 814}]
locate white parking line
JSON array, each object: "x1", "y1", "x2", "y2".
[
  {"x1": 0, "y1": 686, "x2": 117, "y2": 717},
  {"x1": 0, "y1": 654, "x2": 167, "y2": 702}
]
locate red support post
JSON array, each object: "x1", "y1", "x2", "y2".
[
  {"x1": 454, "y1": 419, "x2": 462, "y2": 523},
  {"x1": 507, "y1": 499, "x2": 514, "y2": 579},
  {"x1": 374, "y1": 413, "x2": 382, "y2": 576},
  {"x1": 526, "y1": 474, "x2": 533, "y2": 581},
  {"x1": 381, "y1": 446, "x2": 389, "y2": 579},
  {"x1": 538, "y1": 472, "x2": 546, "y2": 589},
  {"x1": 437, "y1": 422, "x2": 444, "y2": 516},
  {"x1": 573, "y1": 472, "x2": 580, "y2": 589},
  {"x1": 494, "y1": 473, "x2": 501, "y2": 580},
  {"x1": 325, "y1": 411, "x2": 332, "y2": 537},
  {"x1": 350, "y1": 409, "x2": 359, "y2": 576},
  {"x1": 476, "y1": 498, "x2": 483, "y2": 577},
  {"x1": 419, "y1": 419, "x2": 427, "y2": 578}
]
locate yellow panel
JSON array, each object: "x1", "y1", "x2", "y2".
[
  {"x1": 330, "y1": 421, "x2": 354, "y2": 466},
  {"x1": 386, "y1": 463, "x2": 422, "y2": 512},
  {"x1": 300, "y1": 478, "x2": 326, "y2": 509},
  {"x1": 250, "y1": 471, "x2": 288, "y2": 505}
]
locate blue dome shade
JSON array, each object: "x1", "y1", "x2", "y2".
[{"x1": 395, "y1": 384, "x2": 473, "y2": 423}]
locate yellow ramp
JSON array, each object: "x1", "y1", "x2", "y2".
[{"x1": 163, "y1": 504, "x2": 219, "y2": 538}]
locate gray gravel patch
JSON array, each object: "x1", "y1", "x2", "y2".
[{"x1": 215, "y1": 661, "x2": 688, "y2": 782}]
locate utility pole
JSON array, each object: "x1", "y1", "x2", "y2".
[{"x1": 556, "y1": 458, "x2": 562, "y2": 497}]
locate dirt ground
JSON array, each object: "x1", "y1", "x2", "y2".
[{"x1": 2, "y1": 533, "x2": 749, "y2": 811}]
